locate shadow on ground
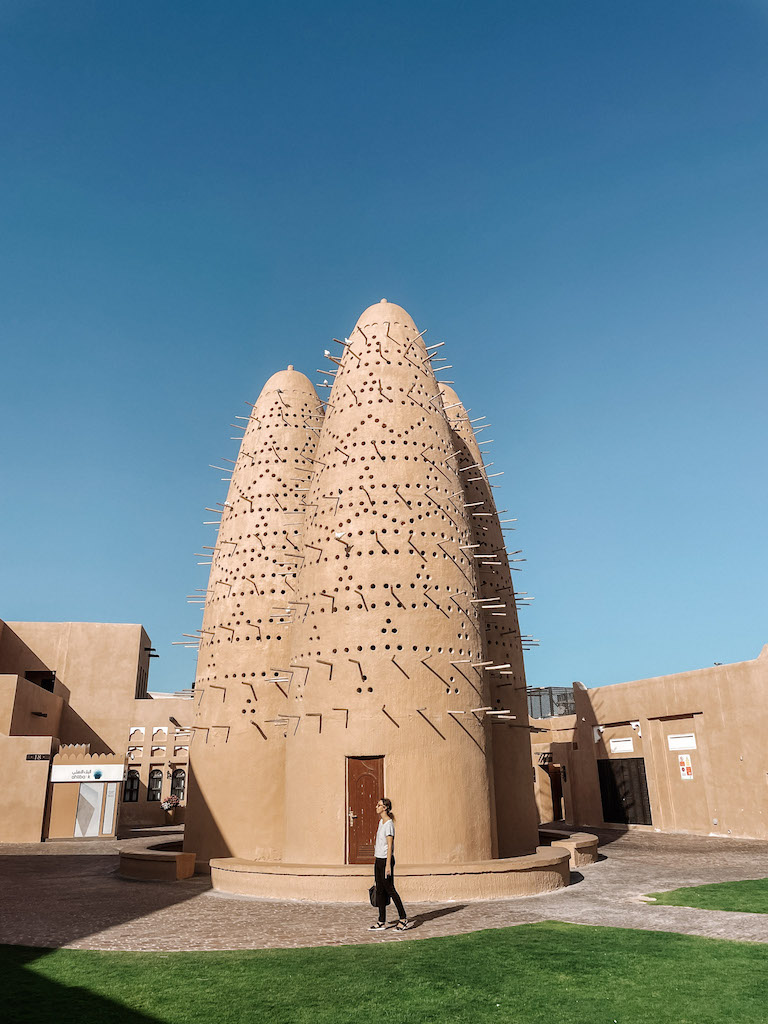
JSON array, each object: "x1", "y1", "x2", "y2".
[
  {"x1": 6, "y1": 946, "x2": 163, "y2": 1024},
  {"x1": 409, "y1": 904, "x2": 467, "y2": 929},
  {"x1": 2, "y1": 838, "x2": 208, "y2": 1024}
]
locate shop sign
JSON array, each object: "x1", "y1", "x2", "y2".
[
  {"x1": 678, "y1": 754, "x2": 693, "y2": 780},
  {"x1": 50, "y1": 764, "x2": 126, "y2": 783},
  {"x1": 25, "y1": 753, "x2": 51, "y2": 761}
]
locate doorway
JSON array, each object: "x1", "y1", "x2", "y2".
[
  {"x1": 73, "y1": 782, "x2": 120, "y2": 837},
  {"x1": 346, "y1": 756, "x2": 384, "y2": 864},
  {"x1": 549, "y1": 766, "x2": 564, "y2": 821},
  {"x1": 597, "y1": 757, "x2": 653, "y2": 825}
]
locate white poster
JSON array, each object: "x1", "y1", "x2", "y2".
[
  {"x1": 668, "y1": 733, "x2": 696, "y2": 751},
  {"x1": 74, "y1": 782, "x2": 104, "y2": 837},
  {"x1": 610, "y1": 737, "x2": 634, "y2": 753},
  {"x1": 678, "y1": 754, "x2": 693, "y2": 780}
]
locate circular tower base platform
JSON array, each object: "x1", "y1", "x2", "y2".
[{"x1": 209, "y1": 846, "x2": 571, "y2": 902}]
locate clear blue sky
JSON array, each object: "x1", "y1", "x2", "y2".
[{"x1": 2, "y1": 1, "x2": 766, "y2": 692}]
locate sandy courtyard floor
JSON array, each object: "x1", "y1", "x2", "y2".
[{"x1": 2, "y1": 828, "x2": 767, "y2": 951}]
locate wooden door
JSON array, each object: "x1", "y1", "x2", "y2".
[
  {"x1": 346, "y1": 756, "x2": 384, "y2": 864},
  {"x1": 549, "y1": 766, "x2": 564, "y2": 821}
]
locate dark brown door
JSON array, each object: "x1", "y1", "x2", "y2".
[
  {"x1": 346, "y1": 756, "x2": 384, "y2": 864},
  {"x1": 549, "y1": 766, "x2": 564, "y2": 821}
]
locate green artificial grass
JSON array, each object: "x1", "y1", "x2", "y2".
[
  {"x1": 5, "y1": 922, "x2": 767, "y2": 1024},
  {"x1": 648, "y1": 877, "x2": 768, "y2": 914}
]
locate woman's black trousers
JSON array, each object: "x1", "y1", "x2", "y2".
[{"x1": 374, "y1": 856, "x2": 406, "y2": 923}]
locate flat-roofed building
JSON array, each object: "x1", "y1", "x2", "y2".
[
  {"x1": 0, "y1": 619, "x2": 193, "y2": 843},
  {"x1": 530, "y1": 645, "x2": 768, "y2": 840}
]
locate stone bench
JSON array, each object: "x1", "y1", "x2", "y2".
[
  {"x1": 118, "y1": 849, "x2": 196, "y2": 882},
  {"x1": 210, "y1": 847, "x2": 572, "y2": 902},
  {"x1": 549, "y1": 832, "x2": 599, "y2": 868}
]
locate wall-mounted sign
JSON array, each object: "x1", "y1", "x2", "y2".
[
  {"x1": 610, "y1": 737, "x2": 634, "y2": 753},
  {"x1": 668, "y1": 733, "x2": 696, "y2": 751},
  {"x1": 678, "y1": 754, "x2": 693, "y2": 780},
  {"x1": 50, "y1": 764, "x2": 126, "y2": 783},
  {"x1": 25, "y1": 753, "x2": 51, "y2": 761}
]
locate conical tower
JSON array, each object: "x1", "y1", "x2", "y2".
[
  {"x1": 442, "y1": 386, "x2": 539, "y2": 855},
  {"x1": 185, "y1": 367, "x2": 324, "y2": 865},
  {"x1": 282, "y1": 300, "x2": 505, "y2": 865}
]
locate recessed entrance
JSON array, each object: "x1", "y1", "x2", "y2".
[
  {"x1": 549, "y1": 766, "x2": 564, "y2": 821},
  {"x1": 598, "y1": 757, "x2": 652, "y2": 825},
  {"x1": 73, "y1": 781, "x2": 120, "y2": 837},
  {"x1": 346, "y1": 756, "x2": 383, "y2": 864}
]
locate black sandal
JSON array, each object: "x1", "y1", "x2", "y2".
[
  {"x1": 368, "y1": 922, "x2": 386, "y2": 930},
  {"x1": 395, "y1": 919, "x2": 409, "y2": 931}
]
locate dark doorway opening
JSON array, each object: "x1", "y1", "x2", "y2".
[
  {"x1": 549, "y1": 766, "x2": 564, "y2": 821},
  {"x1": 597, "y1": 757, "x2": 652, "y2": 825}
]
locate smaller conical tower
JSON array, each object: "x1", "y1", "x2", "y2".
[{"x1": 185, "y1": 367, "x2": 324, "y2": 865}]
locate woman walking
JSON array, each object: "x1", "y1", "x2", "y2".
[{"x1": 369, "y1": 797, "x2": 408, "y2": 931}]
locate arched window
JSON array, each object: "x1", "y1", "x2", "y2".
[
  {"x1": 147, "y1": 768, "x2": 163, "y2": 802},
  {"x1": 123, "y1": 769, "x2": 140, "y2": 803},
  {"x1": 171, "y1": 768, "x2": 186, "y2": 802}
]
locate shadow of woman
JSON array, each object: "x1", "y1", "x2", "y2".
[{"x1": 408, "y1": 904, "x2": 467, "y2": 929}]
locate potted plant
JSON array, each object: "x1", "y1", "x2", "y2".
[{"x1": 161, "y1": 793, "x2": 180, "y2": 822}]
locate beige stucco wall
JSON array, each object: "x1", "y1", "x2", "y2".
[
  {"x1": 1, "y1": 621, "x2": 151, "y2": 754},
  {"x1": 531, "y1": 645, "x2": 768, "y2": 840},
  {"x1": 0, "y1": 672, "x2": 62, "y2": 843},
  {"x1": 0, "y1": 734, "x2": 56, "y2": 843},
  {"x1": 0, "y1": 673, "x2": 64, "y2": 738}
]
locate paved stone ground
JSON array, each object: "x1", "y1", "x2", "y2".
[{"x1": 1, "y1": 827, "x2": 767, "y2": 951}]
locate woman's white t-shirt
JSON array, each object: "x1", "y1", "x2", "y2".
[{"x1": 374, "y1": 818, "x2": 395, "y2": 858}]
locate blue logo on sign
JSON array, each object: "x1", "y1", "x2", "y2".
[{"x1": 94, "y1": 770, "x2": 102, "y2": 780}]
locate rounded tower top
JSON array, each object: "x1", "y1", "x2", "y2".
[
  {"x1": 259, "y1": 366, "x2": 318, "y2": 400},
  {"x1": 355, "y1": 299, "x2": 417, "y2": 333},
  {"x1": 439, "y1": 385, "x2": 466, "y2": 415}
]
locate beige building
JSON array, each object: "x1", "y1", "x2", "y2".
[
  {"x1": 531, "y1": 645, "x2": 768, "y2": 841},
  {"x1": 0, "y1": 619, "x2": 193, "y2": 842}
]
